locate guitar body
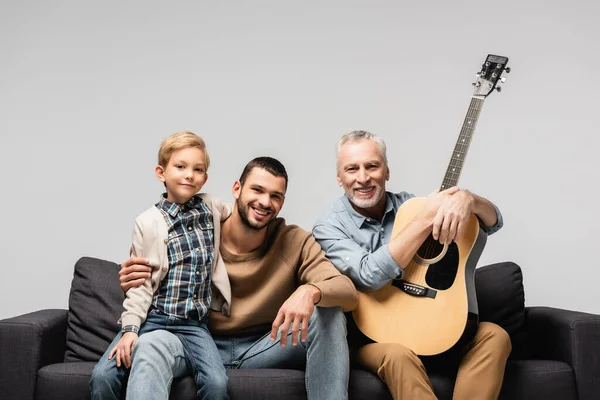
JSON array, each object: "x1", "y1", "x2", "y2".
[{"x1": 352, "y1": 197, "x2": 487, "y2": 356}]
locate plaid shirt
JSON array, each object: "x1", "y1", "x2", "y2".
[{"x1": 152, "y1": 194, "x2": 215, "y2": 320}]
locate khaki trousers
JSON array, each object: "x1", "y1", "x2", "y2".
[{"x1": 356, "y1": 322, "x2": 512, "y2": 400}]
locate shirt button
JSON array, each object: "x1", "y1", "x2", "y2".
[
  {"x1": 381, "y1": 228, "x2": 384, "y2": 232},
  {"x1": 345, "y1": 257, "x2": 350, "y2": 261},
  {"x1": 195, "y1": 248, "x2": 200, "y2": 253},
  {"x1": 162, "y1": 267, "x2": 167, "y2": 272},
  {"x1": 163, "y1": 239, "x2": 168, "y2": 244},
  {"x1": 195, "y1": 271, "x2": 200, "y2": 275},
  {"x1": 366, "y1": 218, "x2": 371, "y2": 222},
  {"x1": 188, "y1": 226, "x2": 192, "y2": 231}
]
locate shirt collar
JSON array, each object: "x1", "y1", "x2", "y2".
[
  {"x1": 341, "y1": 192, "x2": 395, "y2": 227},
  {"x1": 157, "y1": 194, "x2": 202, "y2": 218}
]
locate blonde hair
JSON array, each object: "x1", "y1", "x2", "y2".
[{"x1": 158, "y1": 131, "x2": 211, "y2": 169}]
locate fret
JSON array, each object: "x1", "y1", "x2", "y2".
[{"x1": 439, "y1": 97, "x2": 485, "y2": 191}]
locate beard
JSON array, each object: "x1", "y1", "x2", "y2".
[
  {"x1": 347, "y1": 184, "x2": 385, "y2": 209},
  {"x1": 236, "y1": 196, "x2": 275, "y2": 231}
]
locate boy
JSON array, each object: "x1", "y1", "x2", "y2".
[{"x1": 90, "y1": 131, "x2": 232, "y2": 400}]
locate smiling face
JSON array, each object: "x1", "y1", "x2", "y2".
[
  {"x1": 336, "y1": 138, "x2": 389, "y2": 215},
  {"x1": 155, "y1": 147, "x2": 209, "y2": 204},
  {"x1": 233, "y1": 167, "x2": 286, "y2": 231}
]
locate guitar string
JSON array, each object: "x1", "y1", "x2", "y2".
[{"x1": 423, "y1": 97, "x2": 483, "y2": 260}]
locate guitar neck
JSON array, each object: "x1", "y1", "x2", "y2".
[{"x1": 440, "y1": 96, "x2": 485, "y2": 191}]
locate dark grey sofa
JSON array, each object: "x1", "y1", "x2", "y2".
[{"x1": 1, "y1": 257, "x2": 599, "y2": 400}]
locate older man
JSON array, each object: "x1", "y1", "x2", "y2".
[{"x1": 313, "y1": 130, "x2": 511, "y2": 400}]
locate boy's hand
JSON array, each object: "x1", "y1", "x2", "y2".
[{"x1": 108, "y1": 332, "x2": 138, "y2": 368}]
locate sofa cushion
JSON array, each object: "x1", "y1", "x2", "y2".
[
  {"x1": 64, "y1": 257, "x2": 123, "y2": 362},
  {"x1": 36, "y1": 363, "x2": 392, "y2": 400},
  {"x1": 500, "y1": 359, "x2": 576, "y2": 400},
  {"x1": 36, "y1": 360, "x2": 575, "y2": 400},
  {"x1": 173, "y1": 368, "x2": 393, "y2": 400},
  {"x1": 36, "y1": 361, "x2": 96, "y2": 400},
  {"x1": 475, "y1": 261, "x2": 526, "y2": 354}
]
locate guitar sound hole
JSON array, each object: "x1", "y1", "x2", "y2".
[
  {"x1": 426, "y1": 242, "x2": 459, "y2": 290},
  {"x1": 416, "y1": 234, "x2": 443, "y2": 260}
]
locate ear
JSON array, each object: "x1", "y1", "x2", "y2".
[
  {"x1": 336, "y1": 172, "x2": 343, "y2": 187},
  {"x1": 232, "y1": 180, "x2": 241, "y2": 200},
  {"x1": 155, "y1": 165, "x2": 166, "y2": 182},
  {"x1": 385, "y1": 165, "x2": 390, "y2": 181}
]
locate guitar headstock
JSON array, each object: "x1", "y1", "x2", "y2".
[{"x1": 472, "y1": 54, "x2": 510, "y2": 97}]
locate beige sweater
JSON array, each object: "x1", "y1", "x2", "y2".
[
  {"x1": 120, "y1": 194, "x2": 232, "y2": 330},
  {"x1": 209, "y1": 218, "x2": 358, "y2": 335}
]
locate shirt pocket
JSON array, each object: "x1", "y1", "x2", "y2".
[{"x1": 168, "y1": 225, "x2": 215, "y2": 265}]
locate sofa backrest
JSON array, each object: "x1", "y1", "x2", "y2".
[
  {"x1": 64, "y1": 258, "x2": 527, "y2": 362},
  {"x1": 475, "y1": 261, "x2": 526, "y2": 355},
  {"x1": 64, "y1": 257, "x2": 123, "y2": 362}
]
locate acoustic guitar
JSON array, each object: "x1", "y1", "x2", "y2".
[{"x1": 352, "y1": 54, "x2": 510, "y2": 356}]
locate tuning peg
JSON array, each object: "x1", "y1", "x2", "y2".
[
  {"x1": 500, "y1": 77, "x2": 507, "y2": 83},
  {"x1": 496, "y1": 86, "x2": 502, "y2": 92},
  {"x1": 504, "y1": 67, "x2": 511, "y2": 73}
]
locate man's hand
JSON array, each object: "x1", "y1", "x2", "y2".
[
  {"x1": 119, "y1": 257, "x2": 152, "y2": 292},
  {"x1": 430, "y1": 188, "x2": 474, "y2": 244},
  {"x1": 270, "y1": 285, "x2": 321, "y2": 347},
  {"x1": 108, "y1": 332, "x2": 138, "y2": 368}
]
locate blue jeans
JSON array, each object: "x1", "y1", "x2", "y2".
[
  {"x1": 214, "y1": 306, "x2": 349, "y2": 400},
  {"x1": 90, "y1": 309, "x2": 228, "y2": 400},
  {"x1": 128, "y1": 306, "x2": 350, "y2": 400}
]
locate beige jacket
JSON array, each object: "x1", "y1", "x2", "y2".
[{"x1": 120, "y1": 194, "x2": 232, "y2": 329}]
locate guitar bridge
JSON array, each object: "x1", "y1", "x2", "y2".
[{"x1": 396, "y1": 280, "x2": 437, "y2": 299}]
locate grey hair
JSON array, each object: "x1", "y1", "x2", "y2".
[{"x1": 336, "y1": 130, "x2": 388, "y2": 168}]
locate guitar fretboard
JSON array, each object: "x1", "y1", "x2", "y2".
[{"x1": 440, "y1": 97, "x2": 485, "y2": 191}]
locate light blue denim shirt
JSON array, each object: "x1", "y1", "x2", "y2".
[{"x1": 312, "y1": 191, "x2": 503, "y2": 292}]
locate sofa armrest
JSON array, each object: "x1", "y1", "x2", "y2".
[
  {"x1": 0, "y1": 309, "x2": 68, "y2": 400},
  {"x1": 525, "y1": 306, "x2": 600, "y2": 400}
]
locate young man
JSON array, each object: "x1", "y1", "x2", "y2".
[
  {"x1": 91, "y1": 131, "x2": 232, "y2": 400},
  {"x1": 312, "y1": 130, "x2": 511, "y2": 400},
  {"x1": 119, "y1": 157, "x2": 358, "y2": 400}
]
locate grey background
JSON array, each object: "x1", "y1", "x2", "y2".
[{"x1": 1, "y1": 0, "x2": 598, "y2": 319}]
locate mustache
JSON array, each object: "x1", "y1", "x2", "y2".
[
  {"x1": 353, "y1": 185, "x2": 376, "y2": 190},
  {"x1": 250, "y1": 204, "x2": 273, "y2": 212}
]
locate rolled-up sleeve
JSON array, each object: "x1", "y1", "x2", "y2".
[
  {"x1": 313, "y1": 222, "x2": 401, "y2": 292},
  {"x1": 482, "y1": 203, "x2": 503, "y2": 235}
]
